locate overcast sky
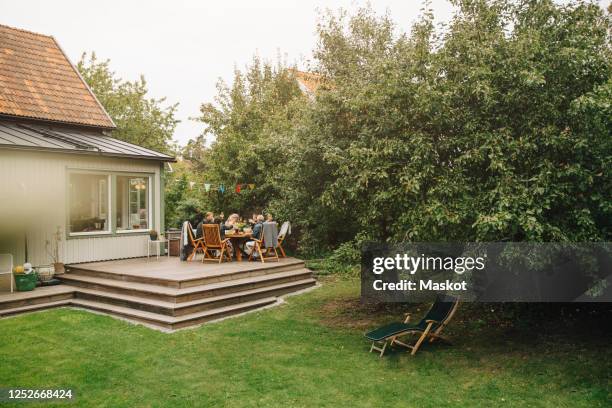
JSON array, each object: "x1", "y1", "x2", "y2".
[{"x1": 2, "y1": 0, "x2": 609, "y2": 146}]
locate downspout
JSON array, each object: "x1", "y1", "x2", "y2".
[{"x1": 160, "y1": 162, "x2": 166, "y2": 234}]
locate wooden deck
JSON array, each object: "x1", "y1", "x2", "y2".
[
  {"x1": 0, "y1": 257, "x2": 317, "y2": 330},
  {"x1": 68, "y1": 257, "x2": 307, "y2": 287}
]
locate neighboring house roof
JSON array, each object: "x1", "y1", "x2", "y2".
[
  {"x1": 0, "y1": 121, "x2": 174, "y2": 162},
  {"x1": 0, "y1": 24, "x2": 115, "y2": 129},
  {"x1": 291, "y1": 69, "x2": 324, "y2": 97}
]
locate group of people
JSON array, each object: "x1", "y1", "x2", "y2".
[{"x1": 189, "y1": 210, "x2": 275, "y2": 259}]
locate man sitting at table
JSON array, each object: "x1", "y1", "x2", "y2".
[
  {"x1": 245, "y1": 214, "x2": 264, "y2": 257},
  {"x1": 195, "y1": 212, "x2": 215, "y2": 239}
]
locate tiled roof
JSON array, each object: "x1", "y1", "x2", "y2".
[
  {"x1": 291, "y1": 69, "x2": 324, "y2": 96},
  {"x1": 0, "y1": 121, "x2": 174, "y2": 161},
  {"x1": 0, "y1": 24, "x2": 115, "y2": 129}
]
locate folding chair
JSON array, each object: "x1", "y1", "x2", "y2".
[
  {"x1": 248, "y1": 222, "x2": 280, "y2": 263},
  {"x1": 277, "y1": 221, "x2": 291, "y2": 258},
  {"x1": 186, "y1": 223, "x2": 205, "y2": 261},
  {"x1": 365, "y1": 295, "x2": 459, "y2": 357},
  {"x1": 0, "y1": 254, "x2": 14, "y2": 293},
  {"x1": 201, "y1": 224, "x2": 232, "y2": 263}
]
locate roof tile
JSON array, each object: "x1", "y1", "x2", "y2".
[{"x1": 0, "y1": 24, "x2": 115, "y2": 128}]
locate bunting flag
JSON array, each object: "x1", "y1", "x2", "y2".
[{"x1": 174, "y1": 179, "x2": 255, "y2": 193}]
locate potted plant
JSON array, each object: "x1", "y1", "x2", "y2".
[
  {"x1": 149, "y1": 229, "x2": 159, "y2": 241},
  {"x1": 45, "y1": 226, "x2": 64, "y2": 274},
  {"x1": 13, "y1": 263, "x2": 37, "y2": 291}
]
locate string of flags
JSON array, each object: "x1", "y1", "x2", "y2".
[{"x1": 186, "y1": 181, "x2": 256, "y2": 194}]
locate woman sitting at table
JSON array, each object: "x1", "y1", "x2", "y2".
[{"x1": 224, "y1": 213, "x2": 240, "y2": 231}]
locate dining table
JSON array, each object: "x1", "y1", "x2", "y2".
[{"x1": 224, "y1": 231, "x2": 252, "y2": 261}]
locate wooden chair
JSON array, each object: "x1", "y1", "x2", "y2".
[
  {"x1": 365, "y1": 295, "x2": 459, "y2": 357},
  {"x1": 186, "y1": 223, "x2": 205, "y2": 261},
  {"x1": 201, "y1": 224, "x2": 231, "y2": 263},
  {"x1": 277, "y1": 221, "x2": 291, "y2": 258},
  {"x1": 248, "y1": 223, "x2": 280, "y2": 263}
]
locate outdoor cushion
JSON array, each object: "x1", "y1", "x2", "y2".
[
  {"x1": 262, "y1": 222, "x2": 279, "y2": 248},
  {"x1": 365, "y1": 320, "x2": 431, "y2": 341}
]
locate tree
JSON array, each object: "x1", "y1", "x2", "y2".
[
  {"x1": 308, "y1": 0, "x2": 611, "y2": 243},
  {"x1": 77, "y1": 52, "x2": 179, "y2": 154},
  {"x1": 193, "y1": 57, "x2": 305, "y2": 216}
]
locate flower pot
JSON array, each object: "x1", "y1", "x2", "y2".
[
  {"x1": 37, "y1": 266, "x2": 55, "y2": 282},
  {"x1": 14, "y1": 272, "x2": 37, "y2": 291},
  {"x1": 149, "y1": 231, "x2": 158, "y2": 241},
  {"x1": 53, "y1": 262, "x2": 65, "y2": 274}
]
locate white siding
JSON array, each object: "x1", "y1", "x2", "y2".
[{"x1": 0, "y1": 149, "x2": 162, "y2": 266}]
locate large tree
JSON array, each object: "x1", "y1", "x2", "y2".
[
  {"x1": 192, "y1": 57, "x2": 305, "y2": 216},
  {"x1": 305, "y1": 0, "x2": 610, "y2": 244},
  {"x1": 77, "y1": 52, "x2": 179, "y2": 154}
]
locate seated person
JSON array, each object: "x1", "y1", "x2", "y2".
[
  {"x1": 266, "y1": 213, "x2": 274, "y2": 223},
  {"x1": 248, "y1": 213, "x2": 259, "y2": 227},
  {"x1": 245, "y1": 215, "x2": 265, "y2": 257},
  {"x1": 223, "y1": 213, "x2": 240, "y2": 233},
  {"x1": 195, "y1": 212, "x2": 215, "y2": 239},
  {"x1": 221, "y1": 213, "x2": 240, "y2": 256}
]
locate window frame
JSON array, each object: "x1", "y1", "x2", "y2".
[
  {"x1": 67, "y1": 171, "x2": 112, "y2": 237},
  {"x1": 115, "y1": 175, "x2": 153, "y2": 234},
  {"x1": 66, "y1": 169, "x2": 155, "y2": 239}
]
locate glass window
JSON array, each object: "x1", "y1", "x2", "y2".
[
  {"x1": 69, "y1": 173, "x2": 110, "y2": 234},
  {"x1": 116, "y1": 176, "x2": 150, "y2": 231}
]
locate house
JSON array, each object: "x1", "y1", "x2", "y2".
[
  {"x1": 291, "y1": 69, "x2": 324, "y2": 99},
  {"x1": 0, "y1": 24, "x2": 175, "y2": 276}
]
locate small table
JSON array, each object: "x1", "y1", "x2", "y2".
[
  {"x1": 147, "y1": 239, "x2": 169, "y2": 260},
  {"x1": 225, "y1": 232, "x2": 252, "y2": 261}
]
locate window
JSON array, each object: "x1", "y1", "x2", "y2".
[
  {"x1": 116, "y1": 176, "x2": 150, "y2": 231},
  {"x1": 69, "y1": 173, "x2": 110, "y2": 234}
]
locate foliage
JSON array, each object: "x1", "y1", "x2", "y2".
[
  {"x1": 164, "y1": 172, "x2": 189, "y2": 228},
  {"x1": 190, "y1": 57, "x2": 305, "y2": 217},
  {"x1": 180, "y1": 1, "x2": 611, "y2": 260},
  {"x1": 77, "y1": 53, "x2": 179, "y2": 154}
]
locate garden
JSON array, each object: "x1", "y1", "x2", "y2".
[{"x1": 0, "y1": 1, "x2": 610, "y2": 406}]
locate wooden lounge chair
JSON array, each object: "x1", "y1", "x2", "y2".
[
  {"x1": 186, "y1": 222, "x2": 205, "y2": 261},
  {"x1": 277, "y1": 221, "x2": 291, "y2": 258},
  {"x1": 248, "y1": 222, "x2": 279, "y2": 263},
  {"x1": 365, "y1": 295, "x2": 459, "y2": 357},
  {"x1": 201, "y1": 224, "x2": 232, "y2": 263}
]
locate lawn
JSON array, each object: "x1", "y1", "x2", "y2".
[{"x1": 0, "y1": 276, "x2": 610, "y2": 408}]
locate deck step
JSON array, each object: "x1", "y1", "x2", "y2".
[
  {"x1": 74, "y1": 278, "x2": 316, "y2": 316},
  {"x1": 0, "y1": 286, "x2": 75, "y2": 311},
  {"x1": 70, "y1": 296, "x2": 278, "y2": 330},
  {"x1": 0, "y1": 299, "x2": 72, "y2": 317},
  {"x1": 59, "y1": 269, "x2": 313, "y2": 302},
  {"x1": 66, "y1": 258, "x2": 306, "y2": 288}
]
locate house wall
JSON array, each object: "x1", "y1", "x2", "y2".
[{"x1": 0, "y1": 149, "x2": 162, "y2": 267}]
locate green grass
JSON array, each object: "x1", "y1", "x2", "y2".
[{"x1": 0, "y1": 277, "x2": 610, "y2": 407}]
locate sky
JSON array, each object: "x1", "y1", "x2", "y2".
[{"x1": 1, "y1": 0, "x2": 609, "y2": 146}]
